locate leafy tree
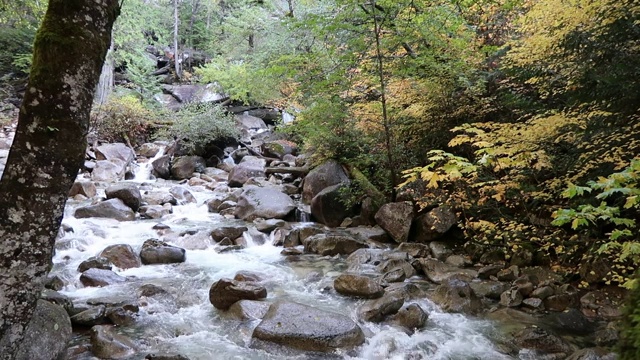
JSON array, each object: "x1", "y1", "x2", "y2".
[{"x1": 0, "y1": 0, "x2": 120, "y2": 357}]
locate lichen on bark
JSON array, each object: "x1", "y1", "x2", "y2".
[{"x1": 0, "y1": 1, "x2": 120, "y2": 358}]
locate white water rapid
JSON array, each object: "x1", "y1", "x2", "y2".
[{"x1": 52, "y1": 167, "x2": 514, "y2": 360}]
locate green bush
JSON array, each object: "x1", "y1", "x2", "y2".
[
  {"x1": 91, "y1": 95, "x2": 158, "y2": 146},
  {"x1": 170, "y1": 103, "x2": 239, "y2": 154},
  {"x1": 0, "y1": 26, "x2": 36, "y2": 76}
]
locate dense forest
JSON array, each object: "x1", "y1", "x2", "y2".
[{"x1": 0, "y1": 0, "x2": 639, "y2": 358}]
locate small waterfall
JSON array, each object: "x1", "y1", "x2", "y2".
[
  {"x1": 133, "y1": 146, "x2": 165, "y2": 182},
  {"x1": 295, "y1": 206, "x2": 312, "y2": 223}
]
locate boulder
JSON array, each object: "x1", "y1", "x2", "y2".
[
  {"x1": 100, "y1": 244, "x2": 141, "y2": 269},
  {"x1": 80, "y1": 269, "x2": 127, "y2": 287},
  {"x1": 419, "y1": 258, "x2": 477, "y2": 284},
  {"x1": 71, "y1": 305, "x2": 107, "y2": 326},
  {"x1": 429, "y1": 241, "x2": 452, "y2": 261},
  {"x1": 469, "y1": 280, "x2": 509, "y2": 300},
  {"x1": 15, "y1": 300, "x2": 72, "y2": 360},
  {"x1": 346, "y1": 226, "x2": 391, "y2": 243},
  {"x1": 310, "y1": 184, "x2": 354, "y2": 228},
  {"x1": 374, "y1": 202, "x2": 414, "y2": 243},
  {"x1": 432, "y1": 278, "x2": 483, "y2": 315},
  {"x1": 69, "y1": 181, "x2": 97, "y2": 198},
  {"x1": 137, "y1": 143, "x2": 163, "y2": 158},
  {"x1": 500, "y1": 288, "x2": 524, "y2": 307},
  {"x1": 236, "y1": 112, "x2": 268, "y2": 131},
  {"x1": 358, "y1": 292, "x2": 405, "y2": 322},
  {"x1": 152, "y1": 155, "x2": 172, "y2": 179},
  {"x1": 142, "y1": 190, "x2": 177, "y2": 206},
  {"x1": 302, "y1": 160, "x2": 350, "y2": 204},
  {"x1": 566, "y1": 348, "x2": 616, "y2": 360},
  {"x1": 397, "y1": 243, "x2": 432, "y2": 258},
  {"x1": 234, "y1": 186, "x2": 295, "y2": 221},
  {"x1": 261, "y1": 140, "x2": 297, "y2": 159},
  {"x1": 77, "y1": 256, "x2": 112, "y2": 273},
  {"x1": 413, "y1": 206, "x2": 457, "y2": 242},
  {"x1": 169, "y1": 185, "x2": 196, "y2": 204},
  {"x1": 334, "y1": 274, "x2": 384, "y2": 299},
  {"x1": 304, "y1": 233, "x2": 368, "y2": 256},
  {"x1": 105, "y1": 183, "x2": 142, "y2": 211},
  {"x1": 40, "y1": 289, "x2": 74, "y2": 313},
  {"x1": 139, "y1": 205, "x2": 171, "y2": 219},
  {"x1": 90, "y1": 325, "x2": 137, "y2": 359},
  {"x1": 74, "y1": 198, "x2": 136, "y2": 221},
  {"x1": 92, "y1": 159, "x2": 127, "y2": 182},
  {"x1": 140, "y1": 239, "x2": 186, "y2": 264},
  {"x1": 171, "y1": 156, "x2": 206, "y2": 180},
  {"x1": 210, "y1": 225, "x2": 248, "y2": 242},
  {"x1": 95, "y1": 143, "x2": 135, "y2": 164},
  {"x1": 209, "y1": 278, "x2": 267, "y2": 310},
  {"x1": 513, "y1": 326, "x2": 575, "y2": 355},
  {"x1": 228, "y1": 158, "x2": 266, "y2": 187},
  {"x1": 388, "y1": 303, "x2": 428, "y2": 333},
  {"x1": 252, "y1": 301, "x2": 364, "y2": 352}
]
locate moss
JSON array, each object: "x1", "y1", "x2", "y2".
[{"x1": 619, "y1": 277, "x2": 640, "y2": 359}]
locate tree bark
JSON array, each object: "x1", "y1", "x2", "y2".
[{"x1": 0, "y1": 1, "x2": 120, "y2": 358}]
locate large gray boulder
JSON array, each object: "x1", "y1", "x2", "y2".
[
  {"x1": 419, "y1": 258, "x2": 477, "y2": 284},
  {"x1": 95, "y1": 143, "x2": 135, "y2": 164},
  {"x1": 169, "y1": 185, "x2": 196, "y2": 204},
  {"x1": 252, "y1": 301, "x2": 365, "y2": 352},
  {"x1": 358, "y1": 292, "x2": 405, "y2": 323},
  {"x1": 228, "y1": 157, "x2": 266, "y2": 187},
  {"x1": 69, "y1": 181, "x2": 97, "y2": 198},
  {"x1": 152, "y1": 155, "x2": 172, "y2": 179},
  {"x1": 374, "y1": 202, "x2": 414, "y2": 243},
  {"x1": 92, "y1": 159, "x2": 127, "y2": 182},
  {"x1": 171, "y1": 155, "x2": 206, "y2": 180},
  {"x1": 303, "y1": 233, "x2": 368, "y2": 256},
  {"x1": 80, "y1": 269, "x2": 127, "y2": 287},
  {"x1": 209, "y1": 278, "x2": 267, "y2": 310},
  {"x1": 105, "y1": 183, "x2": 142, "y2": 211},
  {"x1": 234, "y1": 186, "x2": 295, "y2": 221},
  {"x1": 236, "y1": 112, "x2": 267, "y2": 131},
  {"x1": 139, "y1": 239, "x2": 186, "y2": 265},
  {"x1": 15, "y1": 300, "x2": 72, "y2": 360},
  {"x1": 310, "y1": 184, "x2": 354, "y2": 227},
  {"x1": 302, "y1": 160, "x2": 350, "y2": 204},
  {"x1": 74, "y1": 198, "x2": 136, "y2": 221},
  {"x1": 414, "y1": 206, "x2": 457, "y2": 242},
  {"x1": 431, "y1": 279, "x2": 483, "y2": 315},
  {"x1": 210, "y1": 225, "x2": 248, "y2": 242}
]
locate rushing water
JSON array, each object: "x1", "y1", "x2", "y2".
[{"x1": 52, "y1": 172, "x2": 514, "y2": 360}]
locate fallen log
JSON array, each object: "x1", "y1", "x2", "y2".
[{"x1": 265, "y1": 166, "x2": 310, "y2": 176}]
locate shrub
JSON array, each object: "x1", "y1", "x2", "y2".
[
  {"x1": 169, "y1": 103, "x2": 239, "y2": 155},
  {"x1": 91, "y1": 95, "x2": 158, "y2": 146}
]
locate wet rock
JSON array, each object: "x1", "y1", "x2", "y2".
[
  {"x1": 152, "y1": 155, "x2": 172, "y2": 179},
  {"x1": 334, "y1": 274, "x2": 384, "y2": 298},
  {"x1": 100, "y1": 244, "x2": 142, "y2": 269},
  {"x1": 545, "y1": 308, "x2": 596, "y2": 335},
  {"x1": 304, "y1": 233, "x2": 368, "y2": 256},
  {"x1": 205, "y1": 194, "x2": 227, "y2": 213},
  {"x1": 514, "y1": 277, "x2": 535, "y2": 297},
  {"x1": 428, "y1": 241, "x2": 452, "y2": 261},
  {"x1": 107, "y1": 307, "x2": 137, "y2": 327},
  {"x1": 252, "y1": 301, "x2": 364, "y2": 352},
  {"x1": 358, "y1": 292, "x2": 405, "y2": 322},
  {"x1": 95, "y1": 143, "x2": 135, "y2": 164},
  {"x1": 71, "y1": 305, "x2": 107, "y2": 326},
  {"x1": 388, "y1": 303, "x2": 429, "y2": 333},
  {"x1": 419, "y1": 258, "x2": 477, "y2": 284},
  {"x1": 209, "y1": 278, "x2": 267, "y2": 310},
  {"x1": 140, "y1": 239, "x2": 186, "y2": 264},
  {"x1": 579, "y1": 259, "x2": 611, "y2": 284},
  {"x1": 138, "y1": 284, "x2": 169, "y2": 298},
  {"x1": 479, "y1": 249, "x2": 505, "y2": 265},
  {"x1": 139, "y1": 204, "x2": 172, "y2": 219},
  {"x1": 310, "y1": 184, "x2": 354, "y2": 227},
  {"x1": 44, "y1": 275, "x2": 65, "y2": 291},
  {"x1": 497, "y1": 266, "x2": 520, "y2": 282},
  {"x1": 137, "y1": 142, "x2": 163, "y2": 158},
  {"x1": 413, "y1": 206, "x2": 457, "y2": 242},
  {"x1": 346, "y1": 226, "x2": 391, "y2": 243},
  {"x1": 228, "y1": 300, "x2": 271, "y2": 320},
  {"x1": 302, "y1": 160, "x2": 350, "y2": 204},
  {"x1": 105, "y1": 183, "x2": 142, "y2": 211},
  {"x1": 92, "y1": 159, "x2": 127, "y2": 181},
  {"x1": 80, "y1": 269, "x2": 127, "y2": 287},
  {"x1": 228, "y1": 157, "x2": 266, "y2": 187},
  {"x1": 532, "y1": 285, "x2": 555, "y2": 300},
  {"x1": 74, "y1": 198, "x2": 136, "y2": 221},
  {"x1": 169, "y1": 185, "x2": 196, "y2": 204},
  {"x1": 566, "y1": 348, "x2": 616, "y2": 360},
  {"x1": 254, "y1": 219, "x2": 285, "y2": 233},
  {"x1": 69, "y1": 181, "x2": 97, "y2": 198},
  {"x1": 145, "y1": 354, "x2": 191, "y2": 360},
  {"x1": 522, "y1": 297, "x2": 544, "y2": 310},
  {"x1": 234, "y1": 186, "x2": 296, "y2": 220},
  {"x1": 594, "y1": 324, "x2": 619, "y2": 347},
  {"x1": 281, "y1": 247, "x2": 303, "y2": 256},
  {"x1": 77, "y1": 256, "x2": 113, "y2": 273},
  {"x1": 262, "y1": 139, "x2": 296, "y2": 159},
  {"x1": 513, "y1": 326, "x2": 575, "y2": 356},
  {"x1": 233, "y1": 270, "x2": 263, "y2": 283},
  {"x1": 171, "y1": 155, "x2": 206, "y2": 180},
  {"x1": 90, "y1": 325, "x2": 137, "y2": 359},
  {"x1": 470, "y1": 280, "x2": 510, "y2": 300},
  {"x1": 500, "y1": 288, "x2": 524, "y2": 307},
  {"x1": 445, "y1": 255, "x2": 471, "y2": 268},
  {"x1": 210, "y1": 225, "x2": 248, "y2": 242},
  {"x1": 379, "y1": 259, "x2": 416, "y2": 279},
  {"x1": 432, "y1": 278, "x2": 483, "y2": 315},
  {"x1": 15, "y1": 300, "x2": 72, "y2": 360},
  {"x1": 143, "y1": 190, "x2": 177, "y2": 206},
  {"x1": 510, "y1": 249, "x2": 533, "y2": 267},
  {"x1": 544, "y1": 294, "x2": 574, "y2": 312},
  {"x1": 40, "y1": 289, "x2": 74, "y2": 313},
  {"x1": 374, "y1": 201, "x2": 414, "y2": 243},
  {"x1": 397, "y1": 243, "x2": 431, "y2": 258}
]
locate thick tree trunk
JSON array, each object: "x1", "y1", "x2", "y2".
[{"x1": 0, "y1": 1, "x2": 120, "y2": 358}]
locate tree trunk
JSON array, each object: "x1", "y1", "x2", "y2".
[
  {"x1": 174, "y1": 0, "x2": 181, "y2": 79},
  {"x1": 0, "y1": 1, "x2": 120, "y2": 358}
]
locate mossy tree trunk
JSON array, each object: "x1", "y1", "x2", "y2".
[{"x1": 0, "y1": 1, "x2": 120, "y2": 358}]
